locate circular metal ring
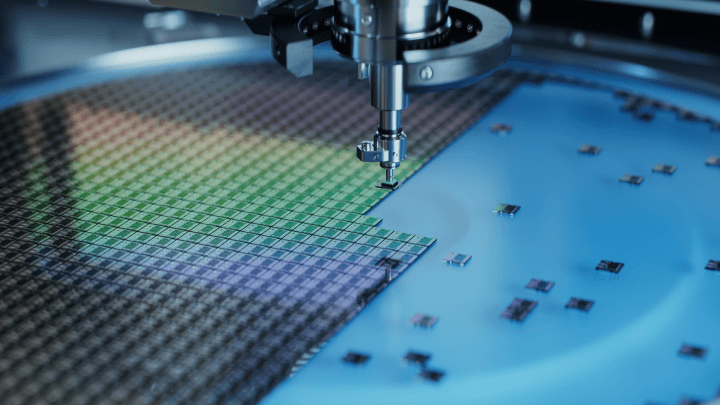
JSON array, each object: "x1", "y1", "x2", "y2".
[{"x1": 403, "y1": 0, "x2": 512, "y2": 92}]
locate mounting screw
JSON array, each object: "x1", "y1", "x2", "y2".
[
  {"x1": 361, "y1": 14, "x2": 373, "y2": 26},
  {"x1": 454, "y1": 19, "x2": 462, "y2": 28},
  {"x1": 373, "y1": 154, "x2": 379, "y2": 160},
  {"x1": 467, "y1": 24, "x2": 473, "y2": 32},
  {"x1": 420, "y1": 66, "x2": 433, "y2": 80},
  {"x1": 302, "y1": 26, "x2": 309, "y2": 34},
  {"x1": 325, "y1": 18, "x2": 331, "y2": 27},
  {"x1": 312, "y1": 22, "x2": 319, "y2": 30}
]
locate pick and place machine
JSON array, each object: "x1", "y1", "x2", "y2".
[{"x1": 0, "y1": 0, "x2": 719, "y2": 404}]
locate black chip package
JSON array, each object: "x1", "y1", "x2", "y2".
[
  {"x1": 525, "y1": 279, "x2": 554, "y2": 292},
  {"x1": 596, "y1": 260, "x2": 624, "y2": 274},
  {"x1": 706, "y1": 260, "x2": 719, "y2": 271},
  {"x1": 404, "y1": 351, "x2": 431, "y2": 366},
  {"x1": 678, "y1": 344, "x2": 707, "y2": 359},
  {"x1": 419, "y1": 369, "x2": 444, "y2": 382},
  {"x1": 652, "y1": 163, "x2": 676, "y2": 174},
  {"x1": 490, "y1": 122, "x2": 512, "y2": 135},
  {"x1": 634, "y1": 111, "x2": 654, "y2": 121},
  {"x1": 343, "y1": 352, "x2": 370, "y2": 365},
  {"x1": 409, "y1": 313, "x2": 438, "y2": 328},
  {"x1": 493, "y1": 203, "x2": 520, "y2": 215},
  {"x1": 578, "y1": 144, "x2": 602, "y2": 155},
  {"x1": 500, "y1": 298, "x2": 537, "y2": 322},
  {"x1": 566, "y1": 298, "x2": 594, "y2": 312},
  {"x1": 620, "y1": 174, "x2": 644, "y2": 185}
]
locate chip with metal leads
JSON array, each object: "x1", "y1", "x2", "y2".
[
  {"x1": 678, "y1": 344, "x2": 707, "y2": 359},
  {"x1": 343, "y1": 352, "x2": 370, "y2": 365},
  {"x1": 493, "y1": 203, "x2": 520, "y2": 215},
  {"x1": 419, "y1": 369, "x2": 445, "y2": 382},
  {"x1": 566, "y1": 298, "x2": 594, "y2": 312},
  {"x1": 706, "y1": 156, "x2": 720, "y2": 167},
  {"x1": 525, "y1": 279, "x2": 554, "y2": 292},
  {"x1": 409, "y1": 313, "x2": 438, "y2": 328},
  {"x1": 578, "y1": 144, "x2": 602, "y2": 155},
  {"x1": 404, "y1": 351, "x2": 431, "y2": 366},
  {"x1": 375, "y1": 257, "x2": 402, "y2": 269},
  {"x1": 596, "y1": 260, "x2": 624, "y2": 274},
  {"x1": 706, "y1": 260, "x2": 719, "y2": 271},
  {"x1": 620, "y1": 174, "x2": 644, "y2": 185},
  {"x1": 490, "y1": 122, "x2": 512, "y2": 135},
  {"x1": 500, "y1": 298, "x2": 538, "y2": 322},
  {"x1": 652, "y1": 163, "x2": 676, "y2": 174},
  {"x1": 441, "y1": 252, "x2": 471, "y2": 266}
]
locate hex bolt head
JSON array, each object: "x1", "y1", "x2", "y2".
[{"x1": 361, "y1": 14, "x2": 373, "y2": 26}]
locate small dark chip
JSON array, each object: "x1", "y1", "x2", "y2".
[
  {"x1": 490, "y1": 123, "x2": 512, "y2": 135},
  {"x1": 500, "y1": 298, "x2": 537, "y2": 322},
  {"x1": 652, "y1": 163, "x2": 676, "y2": 174},
  {"x1": 613, "y1": 89, "x2": 631, "y2": 99},
  {"x1": 706, "y1": 156, "x2": 720, "y2": 167},
  {"x1": 493, "y1": 203, "x2": 520, "y2": 215},
  {"x1": 525, "y1": 279, "x2": 554, "y2": 292},
  {"x1": 678, "y1": 344, "x2": 707, "y2": 359},
  {"x1": 596, "y1": 260, "x2": 624, "y2": 274},
  {"x1": 343, "y1": 352, "x2": 370, "y2": 365},
  {"x1": 578, "y1": 144, "x2": 602, "y2": 155},
  {"x1": 566, "y1": 298, "x2": 594, "y2": 312},
  {"x1": 376, "y1": 180, "x2": 402, "y2": 190},
  {"x1": 375, "y1": 257, "x2": 401, "y2": 269},
  {"x1": 620, "y1": 174, "x2": 644, "y2": 185},
  {"x1": 404, "y1": 351, "x2": 430, "y2": 366},
  {"x1": 418, "y1": 369, "x2": 444, "y2": 382},
  {"x1": 634, "y1": 112, "x2": 654, "y2": 121},
  {"x1": 409, "y1": 313, "x2": 438, "y2": 328},
  {"x1": 706, "y1": 260, "x2": 719, "y2": 271},
  {"x1": 678, "y1": 109, "x2": 699, "y2": 121}
]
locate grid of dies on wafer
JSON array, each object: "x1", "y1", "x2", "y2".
[
  {"x1": 0, "y1": 61, "x2": 522, "y2": 405},
  {"x1": 0, "y1": 275, "x2": 321, "y2": 405}
]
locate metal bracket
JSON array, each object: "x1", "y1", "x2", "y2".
[
  {"x1": 356, "y1": 142, "x2": 389, "y2": 162},
  {"x1": 269, "y1": 7, "x2": 333, "y2": 77}
]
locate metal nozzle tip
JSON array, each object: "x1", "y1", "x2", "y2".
[{"x1": 385, "y1": 168, "x2": 394, "y2": 184}]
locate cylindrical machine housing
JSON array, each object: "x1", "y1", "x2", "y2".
[
  {"x1": 371, "y1": 64, "x2": 409, "y2": 111},
  {"x1": 332, "y1": 0, "x2": 451, "y2": 64}
]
